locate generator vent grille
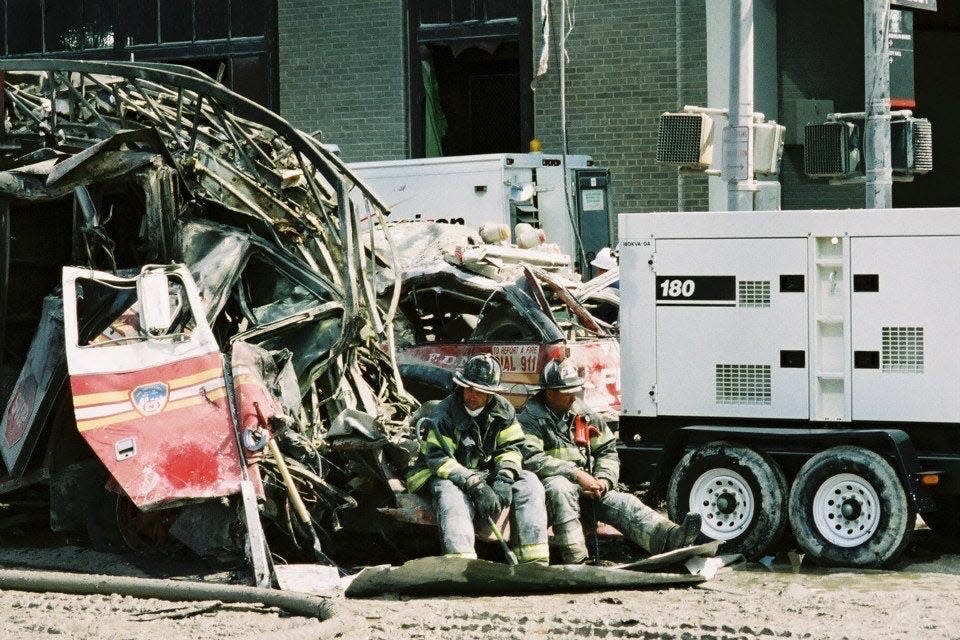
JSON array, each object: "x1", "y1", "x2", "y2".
[
  {"x1": 739, "y1": 280, "x2": 771, "y2": 307},
  {"x1": 882, "y1": 327, "x2": 924, "y2": 372},
  {"x1": 715, "y1": 364, "x2": 771, "y2": 404}
]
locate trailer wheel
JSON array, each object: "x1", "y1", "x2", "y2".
[
  {"x1": 667, "y1": 441, "x2": 788, "y2": 559},
  {"x1": 788, "y1": 446, "x2": 914, "y2": 567}
]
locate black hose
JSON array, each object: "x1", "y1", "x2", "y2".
[{"x1": 0, "y1": 568, "x2": 334, "y2": 619}]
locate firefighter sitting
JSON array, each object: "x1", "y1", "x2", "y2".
[
  {"x1": 518, "y1": 358, "x2": 702, "y2": 563},
  {"x1": 405, "y1": 354, "x2": 550, "y2": 564}
]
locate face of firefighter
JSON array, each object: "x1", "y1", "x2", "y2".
[
  {"x1": 462, "y1": 385, "x2": 492, "y2": 412},
  {"x1": 544, "y1": 388, "x2": 577, "y2": 414}
]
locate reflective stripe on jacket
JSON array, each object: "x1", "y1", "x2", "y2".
[
  {"x1": 517, "y1": 395, "x2": 620, "y2": 488},
  {"x1": 405, "y1": 389, "x2": 525, "y2": 493}
]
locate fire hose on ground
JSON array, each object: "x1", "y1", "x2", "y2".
[{"x1": 0, "y1": 567, "x2": 335, "y2": 619}]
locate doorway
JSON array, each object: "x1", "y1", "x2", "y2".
[{"x1": 407, "y1": 1, "x2": 532, "y2": 157}]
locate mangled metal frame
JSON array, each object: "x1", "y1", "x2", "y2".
[{"x1": 0, "y1": 59, "x2": 416, "y2": 568}]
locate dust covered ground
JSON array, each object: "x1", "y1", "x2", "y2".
[{"x1": 0, "y1": 528, "x2": 959, "y2": 640}]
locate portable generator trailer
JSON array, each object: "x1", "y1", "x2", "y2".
[
  {"x1": 617, "y1": 206, "x2": 960, "y2": 568},
  {"x1": 348, "y1": 153, "x2": 612, "y2": 275}
]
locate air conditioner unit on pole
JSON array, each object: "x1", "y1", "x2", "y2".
[
  {"x1": 753, "y1": 122, "x2": 786, "y2": 176},
  {"x1": 656, "y1": 112, "x2": 716, "y2": 169},
  {"x1": 891, "y1": 117, "x2": 933, "y2": 176},
  {"x1": 803, "y1": 120, "x2": 863, "y2": 179}
]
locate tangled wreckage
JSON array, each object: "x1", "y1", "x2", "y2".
[{"x1": 0, "y1": 60, "x2": 639, "y2": 596}]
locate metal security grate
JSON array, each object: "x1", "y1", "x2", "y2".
[
  {"x1": 892, "y1": 118, "x2": 933, "y2": 175},
  {"x1": 803, "y1": 121, "x2": 857, "y2": 177},
  {"x1": 715, "y1": 364, "x2": 771, "y2": 405},
  {"x1": 912, "y1": 119, "x2": 933, "y2": 174},
  {"x1": 882, "y1": 327, "x2": 924, "y2": 372},
  {"x1": 738, "y1": 280, "x2": 771, "y2": 307},
  {"x1": 657, "y1": 113, "x2": 707, "y2": 164}
]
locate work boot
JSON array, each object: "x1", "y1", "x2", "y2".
[
  {"x1": 664, "y1": 512, "x2": 702, "y2": 552},
  {"x1": 553, "y1": 519, "x2": 589, "y2": 564}
]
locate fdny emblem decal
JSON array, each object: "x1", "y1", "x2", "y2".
[{"x1": 131, "y1": 383, "x2": 169, "y2": 416}]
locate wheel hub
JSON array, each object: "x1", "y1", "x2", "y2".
[
  {"x1": 840, "y1": 499, "x2": 862, "y2": 520},
  {"x1": 689, "y1": 468, "x2": 754, "y2": 541},
  {"x1": 811, "y1": 473, "x2": 881, "y2": 547},
  {"x1": 716, "y1": 492, "x2": 738, "y2": 515}
]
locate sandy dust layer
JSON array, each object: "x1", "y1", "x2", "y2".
[{"x1": 0, "y1": 533, "x2": 959, "y2": 640}]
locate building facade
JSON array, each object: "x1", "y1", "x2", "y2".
[{"x1": 1, "y1": 2, "x2": 955, "y2": 215}]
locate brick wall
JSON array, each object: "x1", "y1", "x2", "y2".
[
  {"x1": 277, "y1": 1, "x2": 407, "y2": 161},
  {"x1": 531, "y1": 0, "x2": 710, "y2": 217}
]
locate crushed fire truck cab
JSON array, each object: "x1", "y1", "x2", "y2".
[
  {"x1": 58, "y1": 264, "x2": 285, "y2": 586},
  {"x1": 618, "y1": 207, "x2": 960, "y2": 568}
]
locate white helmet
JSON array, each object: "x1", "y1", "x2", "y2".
[{"x1": 590, "y1": 247, "x2": 617, "y2": 271}]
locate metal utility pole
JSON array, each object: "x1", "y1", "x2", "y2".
[
  {"x1": 726, "y1": 0, "x2": 756, "y2": 211},
  {"x1": 864, "y1": 0, "x2": 893, "y2": 208}
]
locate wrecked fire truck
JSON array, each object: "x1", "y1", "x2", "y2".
[
  {"x1": 0, "y1": 59, "x2": 625, "y2": 579},
  {"x1": 366, "y1": 221, "x2": 621, "y2": 422},
  {"x1": 0, "y1": 58, "x2": 426, "y2": 577},
  {"x1": 618, "y1": 207, "x2": 960, "y2": 569},
  {"x1": 59, "y1": 263, "x2": 285, "y2": 586}
]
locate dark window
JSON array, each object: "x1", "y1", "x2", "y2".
[
  {"x1": 121, "y1": 0, "x2": 159, "y2": 46},
  {"x1": 231, "y1": 0, "x2": 267, "y2": 37},
  {"x1": 45, "y1": 0, "x2": 83, "y2": 51},
  {"x1": 160, "y1": 0, "x2": 193, "y2": 42},
  {"x1": 0, "y1": 0, "x2": 275, "y2": 109},
  {"x1": 418, "y1": 0, "x2": 451, "y2": 25},
  {"x1": 486, "y1": 0, "x2": 517, "y2": 20},
  {"x1": 196, "y1": 0, "x2": 228, "y2": 40},
  {"x1": 8, "y1": 0, "x2": 43, "y2": 54},
  {"x1": 450, "y1": 2, "x2": 476, "y2": 23},
  {"x1": 84, "y1": 0, "x2": 116, "y2": 49},
  {"x1": 231, "y1": 55, "x2": 268, "y2": 107},
  {"x1": 408, "y1": 0, "x2": 532, "y2": 157}
]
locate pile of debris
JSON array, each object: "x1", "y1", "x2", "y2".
[
  {"x1": 0, "y1": 59, "x2": 416, "y2": 570},
  {"x1": 0, "y1": 60, "x2": 623, "y2": 582}
]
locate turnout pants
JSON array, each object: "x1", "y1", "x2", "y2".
[
  {"x1": 542, "y1": 475, "x2": 674, "y2": 562},
  {"x1": 429, "y1": 470, "x2": 550, "y2": 563}
]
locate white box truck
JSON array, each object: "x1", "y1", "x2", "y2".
[
  {"x1": 348, "y1": 153, "x2": 612, "y2": 275},
  {"x1": 618, "y1": 207, "x2": 960, "y2": 567}
]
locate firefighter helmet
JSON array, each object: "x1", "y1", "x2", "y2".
[
  {"x1": 540, "y1": 358, "x2": 584, "y2": 392},
  {"x1": 452, "y1": 354, "x2": 503, "y2": 393}
]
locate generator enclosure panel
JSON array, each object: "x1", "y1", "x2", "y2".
[
  {"x1": 618, "y1": 207, "x2": 960, "y2": 425},
  {"x1": 349, "y1": 153, "x2": 610, "y2": 270}
]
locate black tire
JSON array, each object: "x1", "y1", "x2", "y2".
[
  {"x1": 667, "y1": 441, "x2": 788, "y2": 560},
  {"x1": 788, "y1": 446, "x2": 914, "y2": 568}
]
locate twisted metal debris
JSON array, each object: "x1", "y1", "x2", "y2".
[{"x1": 0, "y1": 59, "x2": 416, "y2": 562}]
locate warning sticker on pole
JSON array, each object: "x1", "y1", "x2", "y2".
[{"x1": 722, "y1": 126, "x2": 750, "y2": 182}]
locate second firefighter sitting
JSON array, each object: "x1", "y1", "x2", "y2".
[{"x1": 519, "y1": 358, "x2": 702, "y2": 564}]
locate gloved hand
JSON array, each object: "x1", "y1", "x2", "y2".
[
  {"x1": 491, "y1": 473, "x2": 514, "y2": 510},
  {"x1": 467, "y1": 481, "x2": 501, "y2": 520}
]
